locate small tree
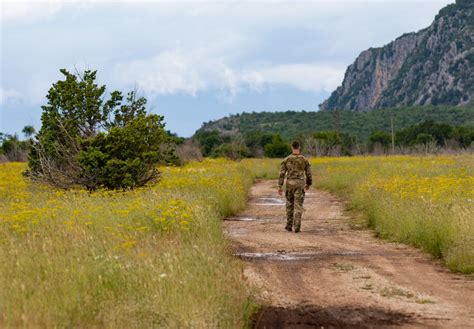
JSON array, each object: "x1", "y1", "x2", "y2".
[
  {"x1": 244, "y1": 130, "x2": 274, "y2": 157},
  {"x1": 309, "y1": 131, "x2": 356, "y2": 156},
  {"x1": 264, "y1": 135, "x2": 291, "y2": 158},
  {"x1": 194, "y1": 130, "x2": 225, "y2": 156},
  {"x1": 22, "y1": 125, "x2": 35, "y2": 138},
  {"x1": 312, "y1": 131, "x2": 340, "y2": 156},
  {"x1": 0, "y1": 132, "x2": 30, "y2": 162},
  {"x1": 213, "y1": 138, "x2": 250, "y2": 160},
  {"x1": 368, "y1": 131, "x2": 392, "y2": 154},
  {"x1": 27, "y1": 69, "x2": 178, "y2": 190}
]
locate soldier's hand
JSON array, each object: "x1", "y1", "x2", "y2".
[
  {"x1": 304, "y1": 186, "x2": 310, "y2": 191},
  {"x1": 278, "y1": 188, "x2": 283, "y2": 196}
]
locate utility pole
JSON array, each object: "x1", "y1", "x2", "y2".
[{"x1": 390, "y1": 116, "x2": 395, "y2": 155}]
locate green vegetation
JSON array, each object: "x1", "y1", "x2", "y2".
[
  {"x1": 1, "y1": 160, "x2": 261, "y2": 328},
  {"x1": 27, "y1": 69, "x2": 178, "y2": 190},
  {"x1": 193, "y1": 131, "x2": 250, "y2": 159},
  {"x1": 263, "y1": 135, "x2": 292, "y2": 158},
  {"x1": 0, "y1": 126, "x2": 35, "y2": 162},
  {"x1": 197, "y1": 106, "x2": 474, "y2": 143},
  {"x1": 395, "y1": 120, "x2": 474, "y2": 148},
  {"x1": 311, "y1": 155, "x2": 474, "y2": 274},
  {"x1": 310, "y1": 131, "x2": 357, "y2": 156},
  {"x1": 368, "y1": 131, "x2": 392, "y2": 153},
  {"x1": 0, "y1": 134, "x2": 29, "y2": 162},
  {"x1": 194, "y1": 107, "x2": 474, "y2": 157}
]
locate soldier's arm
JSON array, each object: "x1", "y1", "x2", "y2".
[
  {"x1": 277, "y1": 159, "x2": 287, "y2": 189},
  {"x1": 305, "y1": 159, "x2": 312, "y2": 187}
]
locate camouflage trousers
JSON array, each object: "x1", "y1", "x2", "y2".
[{"x1": 285, "y1": 180, "x2": 305, "y2": 230}]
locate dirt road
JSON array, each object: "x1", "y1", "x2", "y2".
[{"x1": 224, "y1": 180, "x2": 474, "y2": 328}]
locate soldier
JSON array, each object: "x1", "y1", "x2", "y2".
[{"x1": 277, "y1": 141, "x2": 312, "y2": 233}]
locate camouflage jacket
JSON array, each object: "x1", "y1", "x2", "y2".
[{"x1": 278, "y1": 154, "x2": 312, "y2": 188}]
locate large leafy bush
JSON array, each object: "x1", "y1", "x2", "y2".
[
  {"x1": 27, "y1": 69, "x2": 178, "y2": 189},
  {"x1": 263, "y1": 135, "x2": 291, "y2": 158}
]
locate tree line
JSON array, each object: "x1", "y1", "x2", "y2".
[
  {"x1": 198, "y1": 106, "x2": 474, "y2": 142},
  {"x1": 193, "y1": 121, "x2": 474, "y2": 159},
  {"x1": 3, "y1": 110, "x2": 473, "y2": 166}
]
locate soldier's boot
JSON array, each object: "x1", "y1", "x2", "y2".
[
  {"x1": 285, "y1": 215, "x2": 293, "y2": 231},
  {"x1": 293, "y1": 189, "x2": 304, "y2": 233},
  {"x1": 292, "y1": 214, "x2": 301, "y2": 232},
  {"x1": 285, "y1": 190, "x2": 295, "y2": 232},
  {"x1": 293, "y1": 215, "x2": 301, "y2": 233}
]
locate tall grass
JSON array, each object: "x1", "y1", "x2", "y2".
[
  {"x1": 311, "y1": 155, "x2": 474, "y2": 274},
  {"x1": 0, "y1": 160, "x2": 257, "y2": 328},
  {"x1": 1, "y1": 155, "x2": 471, "y2": 328}
]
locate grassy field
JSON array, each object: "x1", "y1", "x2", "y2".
[
  {"x1": 252, "y1": 155, "x2": 473, "y2": 273},
  {"x1": 0, "y1": 160, "x2": 260, "y2": 328},
  {"x1": 1, "y1": 155, "x2": 472, "y2": 327}
]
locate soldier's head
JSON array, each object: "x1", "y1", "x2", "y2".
[{"x1": 291, "y1": 141, "x2": 300, "y2": 153}]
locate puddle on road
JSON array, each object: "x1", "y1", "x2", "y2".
[
  {"x1": 235, "y1": 250, "x2": 374, "y2": 261},
  {"x1": 253, "y1": 204, "x2": 285, "y2": 206},
  {"x1": 226, "y1": 216, "x2": 260, "y2": 222},
  {"x1": 252, "y1": 197, "x2": 285, "y2": 206},
  {"x1": 236, "y1": 252, "x2": 312, "y2": 261}
]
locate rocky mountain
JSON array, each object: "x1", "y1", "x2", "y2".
[{"x1": 320, "y1": 0, "x2": 474, "y2": 111}]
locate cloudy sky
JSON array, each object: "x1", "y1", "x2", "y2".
[{"x1": 1, "y1": 0, "x2": 453, "y2": 137}]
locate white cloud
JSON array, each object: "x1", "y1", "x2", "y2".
[
  {"x1": 105, "y1": 0, "x2": 450, "y2": 99},
  {"x1": 255, "y1": 64, "x2": 345, "y2": 93},
  {"x1": 0, "y1": 1, "x2": 65, "y2": 24},
  {"x1": 0, "y1": 87, "x2": 22, "y2": 105},
  {"x1": 114, "y1": 49, "x2": 208, "y2": 96},
  {"x1": 114, "y1": 47, "x2": 344, "y2": 98},
  {"x1": 217, "y1": 64, "x2": 345, "y2": 96}
]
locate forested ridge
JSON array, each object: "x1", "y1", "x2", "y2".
[{"x1": 196, "y1": 105, "x2": 474, "y2": 142}]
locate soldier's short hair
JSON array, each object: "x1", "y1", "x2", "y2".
[{"x1": 291, "y1": 141, "x2": 300, "y2": 149}]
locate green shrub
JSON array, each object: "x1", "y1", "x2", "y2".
[
  {"x1": 264, "y1": 134, "x2": 291, "y2": 158},
  {"x1": 368, "y1": 131, "x2": 392, "y2": 152},
  {"x1": 27, "y1": 69, "x2": 178, "y2": 190}
]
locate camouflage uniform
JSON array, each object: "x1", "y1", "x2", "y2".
[{"x1": 278, "y1": 154, "x2": 312, "y2": 232}]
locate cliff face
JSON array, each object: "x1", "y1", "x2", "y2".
[{"x1": 320, "y1": 0, "x2": 474, "y2": 111}]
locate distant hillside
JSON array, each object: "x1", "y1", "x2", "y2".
[
  {"x1": 196, "y1": 106, "x2": 474, "y2": 142},
  {"x1": 320, "y1": 0, "x2": 474, "y2": 111}
]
